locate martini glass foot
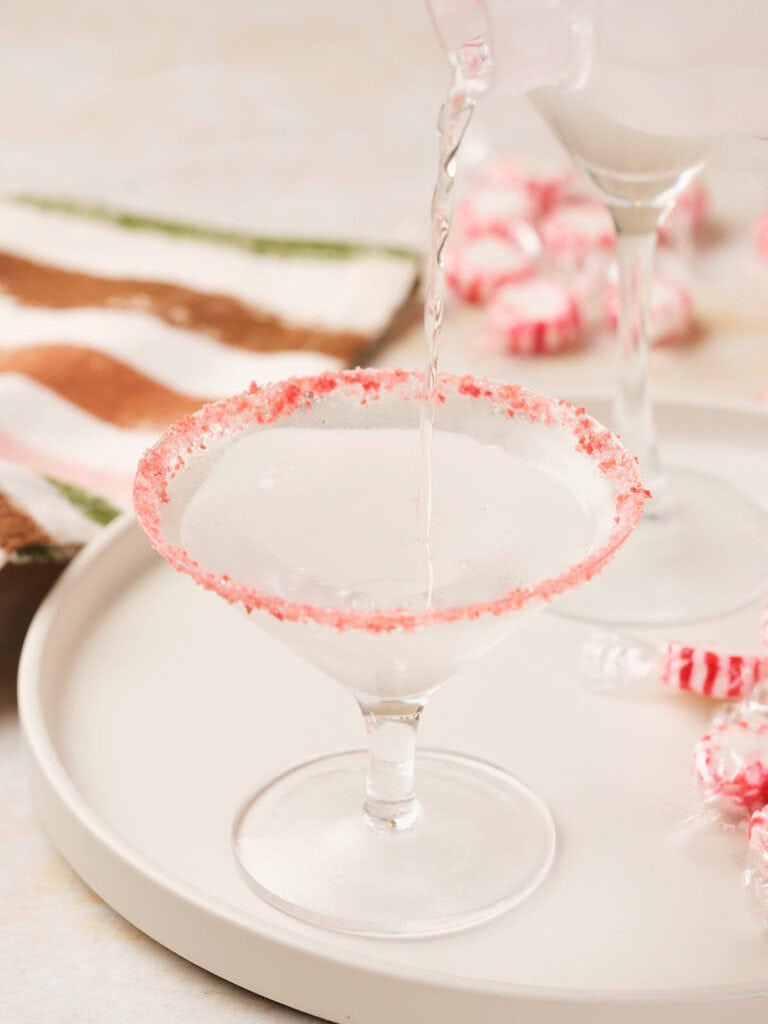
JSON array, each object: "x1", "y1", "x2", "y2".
[
  {"x1": 555, "y1": 468, "x2": 768, "y2": 627},
  {"x1": 233, "y1": 750, "x2": 555, "y2": 937}
]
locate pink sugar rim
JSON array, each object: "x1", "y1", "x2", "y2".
[{"x1": 133, "y1": 368, "x2": 649, "y2": 634}]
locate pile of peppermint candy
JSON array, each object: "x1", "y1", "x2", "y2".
[
  {"x1": 447, "y1": 155, "x2": 705, "y2": 354},
  {"x1": 686, "y1": 607, "x2": 768, "y2": 918},
  {"x1": 584, "y1": 607, "x2": 768, "y2": 919}
]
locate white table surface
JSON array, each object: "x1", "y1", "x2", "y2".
[{"x1": 2, "y1": 3, "x2": 768, "y2": 1022}]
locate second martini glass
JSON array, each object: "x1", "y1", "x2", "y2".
[
  {"x1": 134, "y1": 368, "x2": 646, "y2": 936},
  {"x1": 528, "y1": 24, "x2": 768, "y2": 625}
]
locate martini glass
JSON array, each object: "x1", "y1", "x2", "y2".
[
  {"x1": 429, "y1": 0, "x2": 768, "y2": 626},
  {"x1": 134, "y1": 368, "x2": 646, "y2": 936},
  {"x1": 526, "y1": 90, "x2": 768, "y2": 626}
]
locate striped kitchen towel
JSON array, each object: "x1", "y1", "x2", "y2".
[{"x1": 0, "y1": 196, "x2": 420, "y2": 569}]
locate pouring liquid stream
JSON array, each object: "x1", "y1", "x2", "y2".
[{"x1": 417, "y1": 38, "x2": 492, "y2": 607}]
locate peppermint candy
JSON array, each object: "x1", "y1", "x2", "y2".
[
  {"x1": 660, "y1": 643, "x2": 764, "y2": 700},
  {"x1": 749, "y1": 808, "x2": 768, "y2": 855},
  {"x1": 446, "y1": 235, "x2": 536, "y2": 305},
  {"x1": 693, "y1": 720, "x2": 768, "y2": 820},
  {"x1": 487, "y1": 277, "x2": 582, "y2": 355},
  {"x1": 756, "y1": 209, "x2": 768, "y2": 263},
  {"x1": 540, "y1": 199, "x2": 615, "y2": 267},
  {"x1": 455, "y1": 184, "x2": 539, "y2": 239},
  {"x1": 603, "y1": 275, "x2": 693, "y2": 346},
  {"x1": 658, "y1": 180, "x2": 709, "y2": 246},
  {"x1": 480, "y1": 156, "x2": 575, "y2": 215}
]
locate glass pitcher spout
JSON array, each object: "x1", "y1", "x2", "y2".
[{"x1": 427, "y1": 0, "x2": 593, "y2": 97}]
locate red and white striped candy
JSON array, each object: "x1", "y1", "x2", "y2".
[
  {"x1": 660, "y1": 642, "x2": 764, "y2": 699},
  {"x1": 540, "y1": 199, "x2": 615, "y2": 266},
  {"x1": 658, "y1": 180, "x2": 709, "y2": 245},
  {"x1": 455, "y1": 183, "x2": 540, "y2": 239},
  {"x1": 488, "y1": 277, "x2": 581, "y2": 355},
  {"x1": 750, "y1": 807, "x2": 768, "y2": 857},
  {"x1": 603, "y1": 275, "x2": 693, "y2": 346},
  {"x1": 756, "y1": 210, "x2": 768, "y2": 263},
  {"x1": 445, "y1": 235, "x2": 536, "y2": 305},
  {"x1": 480, "y1": 156, "x2": 576, "y2": 215},
  {"x1": 693, "y1": 719, "x2": 768, "y2": 819}
]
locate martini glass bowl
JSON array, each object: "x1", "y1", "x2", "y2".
[{"x1": 134, "y1": 368, "x2": 646, "y2": 936}]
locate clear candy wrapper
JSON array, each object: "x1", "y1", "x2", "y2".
[
  {"x1": 692, "y1": 720, "x2": 768, "y2": 825},
  {"x1": 580, "y1": 631, "x2": 658, "y2": 698},
  {"x1": 583, "y1": 603, "x2": 768, "y2": 917},
  {"x1": 745, "y1": 807, "x2": 768, "y2": 918},
  {"x1": 713, "y1": 680, "x2": 768, "y2": 730},
  {"x1": 581, "y1": 631, "x2": 765, "y2": 702}
]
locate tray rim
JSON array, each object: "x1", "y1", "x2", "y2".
[{"x1": 18, "y1": 392, "x2": 768, "y2": 1017}]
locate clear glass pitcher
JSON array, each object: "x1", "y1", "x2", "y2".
[{"x1": 427, "y1": 0, "x2": 768, "y2": 138}]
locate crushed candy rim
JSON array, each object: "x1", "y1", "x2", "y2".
[{"x1": 133, "y1": 368, "x2": 648, "y2": 633}]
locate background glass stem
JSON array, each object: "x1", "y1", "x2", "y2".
[{"x1": 610, "y1": 221, "x2": 668, "y2": 512}]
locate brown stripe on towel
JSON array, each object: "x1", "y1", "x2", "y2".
[
  {"x1": 0, "y1": 344, "x2": 206, "y2": 429},
  {"x1": 0, "y1": 251, "x2": 370, "y2": 361},
  {"x1": 0, "y1": 491, "x2": 53, "y2": 551}
]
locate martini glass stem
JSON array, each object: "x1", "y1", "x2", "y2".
[
  {"x1": 611, "y1": 222, "x2": 668, "y2": 512},
  {"x1": 360, "y1": 700, "x2": 423, "y2": 831}
]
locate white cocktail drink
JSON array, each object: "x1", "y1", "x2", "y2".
[
  {"x1": 135, "y1": 369, "x2": 646, "y2": 935},
  {"x1": 181, "y1": 426, "x2": 593, "y2": 699}
]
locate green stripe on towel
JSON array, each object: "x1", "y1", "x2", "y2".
[
  {"x1": 13, "y1": 195, "x2": 421, "y2": 264},
  {"x1": 45, "y1": 477, "x2": 121, "y2": 527}
]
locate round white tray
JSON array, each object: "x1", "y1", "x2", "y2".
[{"x1": 19, "y1": 396, "x2": 768, "y2": 1024}]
